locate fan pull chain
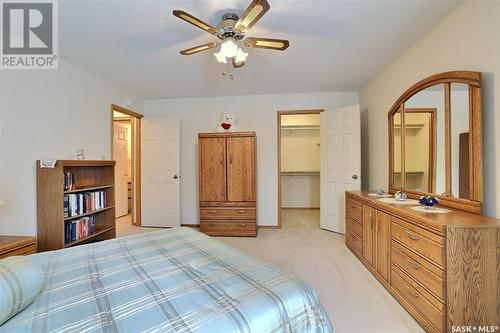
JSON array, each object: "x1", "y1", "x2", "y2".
[{"x1": 221, "y1": 62, "x2": 234, "y2": 80}]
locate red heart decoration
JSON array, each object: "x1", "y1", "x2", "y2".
[{"x1": 221, "y1": 123, "x2": 231, "y2": 130}]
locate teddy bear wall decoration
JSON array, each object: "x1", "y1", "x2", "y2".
[{"x1": 216, "y1": 112, "x2": 238, "y2": 132}]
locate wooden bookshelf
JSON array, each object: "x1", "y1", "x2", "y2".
[{"x1": 36, "y1": 160, "x2": 116, "y2": 252}]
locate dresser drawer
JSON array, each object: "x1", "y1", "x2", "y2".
[
  {"x1": 346, "y1": 215, "x2": 363, "y2": 237},
  {"x1": 391, "y1": 241, "x2": 445, "y2": 301},
  {"x1": 391, "y1": 218, "x2": 445, "y2": 268},
  {"x1": 200, "y1": 207, "x2": 256, "y2": 220},
  {"x1": 346, "y1": 198, "x2": 362, "y2": 221},
  {"x1": 200, "y1": 220, "x2": 257, "y2": 237},
  {"x1": 346, "y1": 227, "x2": 363, "y2": 257},
  {"x1": 391, "y1": 266, "x2": 445, "y2": 332}
]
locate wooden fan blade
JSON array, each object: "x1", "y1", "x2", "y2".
[
  {"x1": 244, "y1": 37, "x2": 289, "y2": 51},
  {"x1": 180, "y1": 42, "x2": 218, "y2": 55},
  {"x1": 234, "y1": 0, "x2": 270, "y2": 33},
  {"x1": 173, "y1": 10, "x2": 218, "y2": 35},
  {"x1": 232, "y1": 57, "x2": 245, "y2": 68}
]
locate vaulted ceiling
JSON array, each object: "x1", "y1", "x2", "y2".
[{"x1": 59, "y1": 0, "x2": 462, "y2": 99}]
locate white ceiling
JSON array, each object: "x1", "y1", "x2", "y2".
[{"x1": 59, "y1": 0, "x2": 462, "y2": 99}]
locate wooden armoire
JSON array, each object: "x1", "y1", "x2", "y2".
[{"x1": 198, "y1": 132, "x2": 257, "y2": 237}]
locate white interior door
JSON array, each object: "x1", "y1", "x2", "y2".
[
  {"x1": 142, "y1": 117, "x2": 180, "y2": 227},
  {"x1": 113, "y1": 122, "x2": 129, "y2": 218},
  {"x1": 320, "y1": 105, "x2": 361, "y2": 234}
]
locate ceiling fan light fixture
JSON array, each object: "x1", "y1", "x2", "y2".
[
  {"x1": 173, "y1": 1, "x2": 290, "y2": 70},
  {"x1": 220, "y1": 38, "x2": 238, "y2": 58},
  {"x1": 234, "y1": 48, "x2": 248, "y2": 64},
  {"x1": 214, "y1": 50, "x2": 227, "y2": 63}
]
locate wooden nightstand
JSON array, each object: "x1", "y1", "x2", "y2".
[{"x1": 0, "y1": 236, "x2": 37, "y2": 259}]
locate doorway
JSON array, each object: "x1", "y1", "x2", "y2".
[
  {"x1": 111, "y1": 104, "x2": 143, "y2": 227},
  {"x1": 277, "y1": 110, "x2": 323, "y2": 229}
]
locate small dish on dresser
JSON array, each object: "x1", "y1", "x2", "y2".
[
  {"x1": 368, "y1": 193, "x2": 392, "y2": 197},
  {"x1": 368, "y1": 189, "x2": 392, "y2": 197},
  {"x1": 377, "y1": 197, "x2": 419, "y2": 205},
  {"x1": 410, "y1": 206, "x2": 451, "y2": 214}
]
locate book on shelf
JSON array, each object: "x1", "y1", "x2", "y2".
[
  {"x1": 64, "y1": 171, "x2": 75, "y2": 191},
  {"x1": 64, "y1": 216, "x2": 96, "y2": 244},
  {"x1": 63, "y1": 190, "x2": 107, "y2": 218}
]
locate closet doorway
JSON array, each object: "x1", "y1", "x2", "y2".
[
  {"x1": 111, "y1": 104, "x2": 143, "y2": 227},
  {"x1": 277, "y1": 110, "x2": 323, "y2": 229}
]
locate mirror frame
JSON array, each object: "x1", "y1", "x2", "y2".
[{"x1": 388, "y1": 71, "x2": 482, "y2": 214}]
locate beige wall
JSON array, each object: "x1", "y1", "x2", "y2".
[
  {"x1": 281, "y1": 130, "x2": 320, "y2": 172},
  {"x1": 359, "y1": 0, "x2": 500, "y2": 218}
]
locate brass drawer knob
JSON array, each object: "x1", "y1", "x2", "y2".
[
  {"x1": 405, "y1": 231, "x2": 421, "y2": 241},
  {"x1": 237, "y1": 210, "x2": 247, "y2": 214},
  {"x1": 408, "y1": 289, "x2": 420, "y2": 299},
  {"x1": 406, "y1": 258, "x2": 421, "y2": 270}
]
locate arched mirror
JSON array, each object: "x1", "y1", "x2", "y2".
[{"x1": 388, "y1": 71, "x2": 482, "y2": 213}]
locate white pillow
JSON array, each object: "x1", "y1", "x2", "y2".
[{"x1": 0, "y1": 256, "x2": 45, "y2": 325}]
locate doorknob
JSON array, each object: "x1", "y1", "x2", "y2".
[
  {"x1": 352, "y1": 175, "x2": 358, "y2": 180},
  {"x1": 173, "y1": 175, "x2": 179, "y2": 179}
]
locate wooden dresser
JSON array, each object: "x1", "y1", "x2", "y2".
[
  {"x1": 198, "y1": 132, "x2": 257, "y2": 237},
  {"x1": 346, "y1": 191, "x2": 500, "y2": 333},
  {"x1": 0, "y1": 236, "x2": 37, "y2": 259}
]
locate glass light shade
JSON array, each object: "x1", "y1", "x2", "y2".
[
  {"x1": 220, "y1": 38, "x2": 238, "y2": 58},
  {"x1": 213, "y1": 50, "x2": 227, "y2": 63},
  {"x1": 234, "y1": 47, "x2": 248, "y2": 63}
]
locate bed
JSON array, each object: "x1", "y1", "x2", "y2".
[{"x1": 1, "y1": 227, "x2": 332, "y2": 333}]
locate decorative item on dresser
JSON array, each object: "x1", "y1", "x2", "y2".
[
  {"x1": 0, "y1": 236, "x2": 37, "y2": 259},
  {"x1": 198, "y1": 132, "x2": 257, "y2": 237},
  {"x1": 345, "y1": 71, "x2": 500, "y2": 333},
  {"x1": 36, "y1": 160, "x2": 116, "y2": 252}
]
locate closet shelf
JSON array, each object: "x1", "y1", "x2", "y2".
[
  {"x1": 281, "y1": 171, "x2": 320, "y2": 176},
  {"x1": 394, "y1": 124, "x2": 425, "y2": 130},
  {"x1": 281, "y1": 125, "x2": 320, "y2": 131}
]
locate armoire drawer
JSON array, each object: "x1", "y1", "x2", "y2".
[
  {"x1": 200, "y1": 220, "x2": 257, "y2": 237},
  {"x1": 346, "y1": 198, "x2": 362, "y2": 221},
  {"x1": 391, "y1": 266, "x2": 445, "y2": 332},
  {"x1": 391, "y1": 241, "x2": 445, "y2": 301},
  {"x1": 391, "y1": 218, "x2": 445, "y2": 268},
  {"x1": 346, "y1": 227, "x2": 363, "y2": 257},
  {"x1": 200, "y1": 207, "x2": 256, "y2": 220},
  {"x1": 346, "y1": 215, "x2": 363, "y2": 237}
]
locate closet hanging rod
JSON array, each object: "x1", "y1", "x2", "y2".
[{"x1": 281, "y1": 125, "x2": 320, "y2": 130}]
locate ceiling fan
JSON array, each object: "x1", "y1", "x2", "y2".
[{"x1": 173, "y1": 0, "x2": 289, "y2": 69}]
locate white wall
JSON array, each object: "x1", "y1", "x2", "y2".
[
  {"x1": 0, "y1": 60, "x2": 143, "y2": 235},
  {"x1": 359, "y1": 0, "x2": 500, "y2": 218},
  {"x1": 144, "y1": 92, "x2": 358, "y2": 226},
  {"x1": 282, "y1": 175, "x2": 320, "y2": 208}
]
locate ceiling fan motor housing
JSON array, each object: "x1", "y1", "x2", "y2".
[{"x1": 217, "y1": 13, "x2": 244, "y2": 40}]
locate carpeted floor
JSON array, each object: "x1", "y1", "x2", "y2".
[{"x1": 116, "y1": 209, "x2": 424, "y2": 333}]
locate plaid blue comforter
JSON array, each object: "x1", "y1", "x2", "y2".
[{"x1": 1, "y1": 227, "x2": 332, "y2": 333}]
